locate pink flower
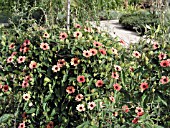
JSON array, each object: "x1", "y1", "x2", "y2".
[
  {"x1": 160, "y1": 60, "x2": 169, "y2": 67},
  {"x1": 113, "y1": 112, "x2": 118, "y2": 117},
  {"x1": 52, "y1": 65, "x2": 60, "y2": 72},
  {"x1": 76, "y1": 104, "x2": 85, "y2": 112},
  {"x1": 160, "y1": 76, "x2": 169, "y2": 84},
  {"x1": 9, "y1": 43, "x2": 15, "y2": 49},
  {"x1": 18, "y1": 122, "x2": 25, "y2": 128},
  {"x1": 95, "y1": 80, "x2": 104, "y2": 87},
  {"x1": 40, "y1": 43, "x2": 50, "y2": 50},
  {"x1": 59, "y1": 32, "x2": 68, "y2": 40},
  {"x1": 29, "y1": 61, "x2": 37, "y2": 69},
  {"x1": 158, "y1": 53, "x2": 167, "y2": 60},
  {"x1": 75, "y1": 94, "x2": 84, "y2": 101},
  {"x1": 23, "y1": 47, "x2": 29, "y2": 53},
  {"x1": 133, "y1": 51, "x2": 141, "y2": 58},
  {"x1": 23, "y1": 39, "x2": 30, "y2": 46},
  {"x1": 84, "y1": 27, "x2": 92, "y2": 32},
  {"x1": 23, "y1": 93, "x2": 31, "y2": 101},
  {"x1": 120, "y1": 39, "x2": 126, "y2": 45},
  {"x1": 22, "y1": 81, "x2": 29, "y2": 88},
  {"x1": 99, "y1": 48, "x2": 107, "y2": 55},
  {"x1": 135, "y1": 107, "x2": 144, "y2": 117},
  {"x1": 43, "y1": 32, "x2": 50, "y2": 38},
  {"x1": 90, "y1": 48, "x2": 98, "y2": 56},
  {"x1": 111, "y1": 47, "x2": 118, "y2": 55},
  {"x1": 153, "y1": 42, "x2": 159, "y2": 49},
  {"x1": 17, "y1": 56, "x2": 26, "y2": 63},
  {"x1": 71, "y1": 58, "x2": 80, "y2": 66},
  {"x1": 20, "y1": 45, "x2": 24, "y2": 52},
  {"x1": 132, "y1": 117, "x2": 139, "y2": 124},
  {"x1": 83, "y1": 50, "x2": 92, "y2": 58},
  {"x1": 7, "y1": 56, "x2": 14, "y2": 63},
  {"x1": 74, "y1": 24, "x2": 81, "y2": 29},
  {"x1": 114, "y1": 65, "x2": 122, "y2": 71},
  {"x1": 24, "y1": 75, "x2": 31, "y2": 82},
  {"x1": 109, "y1": 96, "x2": 115, "y2": 102},
  {"x1": 122, "y1": 105, "x2": 129, "y2": 113},
  {"x1": 112, "y1": 72, "x2": 119, "y2": 79},
  {"x1": 100, "y1": 102, "x2": 105, "y2": 108},
  {"x1": 129, "y1": 66, "x2": 134, "y2": 72},
  {"x1": 0, "y1": 84, "x2": 2, "y2": 89},
  {"x1": 88, "y1": 101, "x2": 96, "y2": 110},
  {"x1": 2, "y1": 85, "x2": 9, "y2": 92},
  {"x1": 113, "y1": 83, "x2": 122, "y2": 91},
  {"x1": 11, "y1": 52, "x2": 17, "y2": 56},
  {"x1": 66, "y1": 86, "x2": 75, "y2": 94},
  {"x1": 57, "y1": 59, "x2": 66, "y2": 67},
  {"x1": 140, "y1": 82, "x2": 149, "y2": 92},
  {"x1": 93, "y1": 41, "x2": 102, "y2": 47},
  {"x1": 167, "y1": 59, "x2": 170, "y2": 66},
  {"x1": 73, "y1": 31, "x2": 82, "y2": 38},
  {"x1": 77, "y1": 76, "x2": 85, "y2": 83}
]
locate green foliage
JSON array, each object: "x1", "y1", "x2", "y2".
[{"x1": 119, "y1": 10, "x2": 160, "y2": 35}]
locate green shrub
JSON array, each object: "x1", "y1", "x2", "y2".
[
  {"x1": 119, "y1": 11, "x2": 160, "y2": 35},
  {"x1": 0, "y1": 19, "x2": 170, "y2": 127}
]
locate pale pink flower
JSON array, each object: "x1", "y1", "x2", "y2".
[
  {"x1": 100, "y1": 102, "x2": 105, "y2": 108},
  {"x1": 22, "y1": 81, "x2": 29, "y2": 88},
  {"x1": 99, "y1": 48, "x2": 107, "y2": 55},
  {"x1": 66, "y1": 86, "x2": 75, "y2": 94},
  {"x1": 7, "y1": 56, "x2": 14, "y2": 63},
  {"x1": 114, "y1": 65, "x2": 122, "y2": 71},
  {"x1": 23, "y1": 93, "x2": 31, "y2": 101},
  {"x1": 73, "y1": 31, "x2": 82, "y2": 38},
  {"x1": 75, "y1": 94, "x2": 84, "y2": 101},
  {"x1": 40, "y1": 43, "x2": 50, "y2": 50},
  {"x1": 23, "y1": 47, "x2": 29, "y2": 53},
  {"x1": 90, "y1": 48, "x2": 98, "y2": 56},
  {"x1": 153, "y1": 42, "x2": 159, "y2": 49},
  {"x1": 160, "y1": 76, "x2": 169, "y2": 84},
  {"x1": 77, "y1": 76, "x2": 86, "y2": 83},
  {"x1": 93, "y1": 41, "x2": 102, "y2": 47},
  {"x1": 59, "y1": 32, "x2": 68, "y2": 40},
  {"x1": 95, "y1": 80, "x2": 104, "y2": 87},
  {"x1": 29, "y1": 61, "x2": 37, "y2": 69},
  {"x1": 140, "y1": 82, "x2": 149, "y2": 92},
  {"x1": 122, "y1": 105, "x2": 129, "y2": 113},
  {"x1": 112, "y1": 72, "x2": 119, "y2": 79},
  {"x1": 0, "y1": 84, "x2": 2, "y2": 89},
  {"x1": 57, "y1": 59, "x2": 66, "y2": 67},
  {"x1": 76, "y1": 104, "x2": 85, "y2": 112},
  {"x1": 9, "y1": 43, "x2": 15, "y2": 49},
  {"x1": 17, "y1": 56, "x2": 26, "y2": 63},
  {"x1": 120, "y1": 39, "x2": 126, "y2": 45},
  {"x1": 158, "y1": 53, "x2": 167, "y2": 60},
  {"x1": 135, "y1": 107, "x2": 144, "y2": 116},
  {"x1": 24, "y1": 75, "x2": 31, "y2": 82},
  {"x1": 113, "y1": 112, "x2": 118, "y2": 117},
  {"x1": 113, "y1": 83, "x2": 122, "y2": 91},
  {"x1": 43, "y1": 32, "x2": 50, "y2": 38},
  {"x1": 111, "y1": 47, "x2": 118, "y2": 55},
  {"x1": 84, "y1": 27, "x2": 92, "y2": 32},
  {"x1": 23, "y1": 39, "x2": 31, "y2": 46},
  {"x1": 133, "y1": 51, "x2": 141, "y2": 58},
  {"x1": 18, "y1": 122, "x2": 25, "y2": 128},
  {"x1": 71, "y1": 58, "x2": 80, "y2": 66},
  {"x1": 52, "y1": 65, "x2": 60, "y2": 72},
  {"x1": 109, "y1": 96, "x2": 115, "y2": 102},
  {"x1": 74, "y1": 24, "x2": 81, "y2": 29},
  {"x1": 11, "y1": 52, "x2": 17, "y2": 56},
  {"x1": 160, "y1": 60, "x2": 169, "y2": 67},
  {"x1": 83, "y1": 50, "x2": 92, "y2": 58},
  {"x1": 88, "y1": 101, "x2": 96, "y2": 110}
]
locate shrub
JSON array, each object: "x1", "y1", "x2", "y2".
[
  {"x1": 119, "y1": 11, "x2": 160, "y2": 35},
  {"x1": 0, "y1": 20, "x2": 169, "y2": 128}
]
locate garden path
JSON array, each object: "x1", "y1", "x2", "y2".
[{"x1": 90, "y1": 20, "x2": 141, "y2": 46}]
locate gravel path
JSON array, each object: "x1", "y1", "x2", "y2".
[{"x1": 90, "y1": 20, "x2": 141, "y2": 45}]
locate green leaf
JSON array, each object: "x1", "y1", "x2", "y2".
[
  {"x1": 26, "y1": 108, "x2": 36, "y2": 114},
  {"x1": 0, "y1": 114, "x2": 13, "y2": 123},
  {"x1": 158, "y1": 96, "x2": 167, "y2": 106}
]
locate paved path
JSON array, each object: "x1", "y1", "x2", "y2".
[{"x1": 90, "y1": 20, "x2": 141, "y2": 45}]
